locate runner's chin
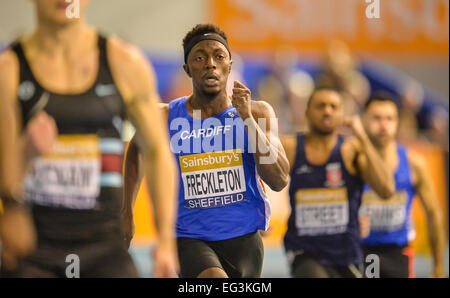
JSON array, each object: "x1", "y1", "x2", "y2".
[
  {"x1": 201, "y1": 82, "x2": 222, "y2": 95},
  {"x1": 202, "y1": 86, "x2": 220, "y2": 94}
]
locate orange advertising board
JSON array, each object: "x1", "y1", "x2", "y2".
[{"x1": 208, "y1": 0, "x2": 449, "y2": 57}]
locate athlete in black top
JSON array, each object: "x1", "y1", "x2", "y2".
[{"x1": 0, "y1": 0, "x2": 177, "y2": 277}]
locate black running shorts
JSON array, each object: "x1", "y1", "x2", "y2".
[
  {"x1": 289, "y1": 251, "x2": 363, "y2": 278},
  {"x1": 177, "y1": 231, "x2": 264, "y2": 278},
  {"x1": 363, "y1": 244, "x2": 414, "y2": 278},
  {"x1": 1, "y1": 239, "x2": 138, "y2": 278}
]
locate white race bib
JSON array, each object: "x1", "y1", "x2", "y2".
[
  {"x1": 361, "y1": 190, "x2": 407, "y2": 231},
  {"x1": 295, "y1": 188, "x2": 349, "y2": 236},
  {"x1": 25, "y1": 135, "x2": 101, "y2": 209},
  {"x1": 179, "y1": 150, "x2": 247, "y2": 209}
]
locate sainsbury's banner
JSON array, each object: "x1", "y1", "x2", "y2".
[{"x1": 209, "y1": 0, "x2": 449, "y2": 57}]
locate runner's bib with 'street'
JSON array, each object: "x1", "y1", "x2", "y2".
[
  {"x1": 361, "y1": 145, "x2": 416, "y2": 246},
  {"x1": 284, "y1": 134, "x2": 364, "y2": 266},
  {"x1": 168, "y1": 97, "x2": 270, "y2": 241},
  {"x1": 294, "y1": 187, "x2": 349, "y2": 236}
]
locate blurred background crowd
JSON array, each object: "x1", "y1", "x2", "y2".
[{"x1": 1, "y1": 0, "x2": 448, "y2": 277}]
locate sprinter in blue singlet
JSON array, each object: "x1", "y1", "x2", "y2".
[
  {"x1": 281, "y1": 88, "x2": 395, "y2": 278},
  {"x1": 124, "y1": 24, "x2": 290, "y2": 278},
  {"x1": 360, "y1": 93, "x2": 445, "y2": 278}
]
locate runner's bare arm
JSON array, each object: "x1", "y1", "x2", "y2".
[
  {"x1": 122, "y1": 104, "x2": 169, "y2": 246},
  {"x1": 247, "y1": 100, "x2": 290, "y2": 191},
  {"x1": 0, "y1": 50, "x2": 57, "y2": 199},
  {"x1": 409, "y1": 152, "x2": 446, "y2": 278},
  {"x1": 0, "y1": 49, "x2": 38, "y2": 270},
  {"x1": 342, "y1": 117, "x2": 395, "y2": 198},
  {"x1": 231, "y1": 80, "x2": 289, "y2": 191},
  {"x1": 108, "y1": 37, "x2": 178, "y2": 271},
  {"x1": 0, "y1": 50, "x2": 23, "y2": 199}
]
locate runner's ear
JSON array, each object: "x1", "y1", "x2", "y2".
[{"x1": 183, "y1": 64, "x2": 192, "y2": 78}]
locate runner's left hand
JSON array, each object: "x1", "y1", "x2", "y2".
[
  {"x1": 430, "y1": 266, "x2": 446, "y2": 278},
  {"x1": 231, "y1": 80, "x2": 252, "y2": 120},
  {"x1": 343, "y1": 115, "x2": 368, "y2": 142},
  {"x1": 152, "y1": 239, "x2": 179, "y2": 278}
]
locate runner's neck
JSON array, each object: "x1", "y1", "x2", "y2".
[
  {"x1": 29, "y1": 20, "x2": 95, "y2": 57},
  {"x1": 187, "y1": 91, "x2": 232, "y2": 119},
  {"x1": 306, "y1": 131, "x2": 339, "y2": 151}
]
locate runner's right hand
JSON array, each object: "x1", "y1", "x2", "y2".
[
  {"x1": 0, "y1": 205, "x2": 37, "y2": 270},
  {"x1": 343, "y1": 115, "x2": 368, "y2": 142},
  {"x1": 25, "y1": 111, "x2": 58, "y2": 157}
]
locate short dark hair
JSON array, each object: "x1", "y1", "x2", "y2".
[
  {"x1": 307, "y1": 87, "x2": 342, "y2": 108},
  {"x1": 364, "y1": 91, "x2": 399, "y2": 113},
  {"x1": 182, "y1": 24, "x2": 229, "y2": 57}
]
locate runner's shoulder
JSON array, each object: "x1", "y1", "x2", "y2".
[
  {"x1": 107, "y1": 35, "x2": 156, "y2": 104},
  {"x1": 342, "y1": 136, "x2": 362, "y2": 154},
  {"x1": 281, "y1": 134, "x2": 297, "y2": 145},
  {"x1": 250, "y1": 100, "x2": 276, "y2": 119},
  {"x1": 159, "y1": 102, "x2": 170, "y2": 120},
  {"x1": 340, "y1": 136, "x2": 362, "y2": 175},
  {"x1": 0, "y1": 48, "x2": 19, "y2": 79},
  {"x1": 0, "y1": 49, "x2": 20, "y2": 98},
  {"x1": 159, "y1": 102, "x2": 169, "y2": 111},
  {"x1": 406, "y1": 149, "x2": 427, "y2": 180},
  {"x1": 107, "y1": 35, "x2": 149, "y2": 69},
  {"x1": 107, "y1": 35, "x2": 154, "y2": 83}
]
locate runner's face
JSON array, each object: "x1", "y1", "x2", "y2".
[
  {"x1": 34, "y1": 0, "x2": 90, "y2": 25},
  {"x1": 306, "y1": 90, "x2": 343, "y2": 135},
  {"x1": 364, "y1": 101, "x2": 398, "y2": 146},
  {"x1": 184, "y1": 40, "x2": 231, "y2": 97}
]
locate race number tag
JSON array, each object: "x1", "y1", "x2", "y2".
[
  {"x1": 361, "y1": 190, "x2": 407, "y2": 231},
  {"x1": 179, "y1": 149, "x2": 247, "y2": 210},
  {"x1": 295, "y1": 188, "x2": 349, "y2": 236},
  {"x1": 25, "y1": 135, "x2": 101, "y2": 209}
]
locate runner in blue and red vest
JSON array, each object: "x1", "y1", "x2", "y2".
[{"x1": 281, "y1": 88, "x2": 395, "y2": 278}]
